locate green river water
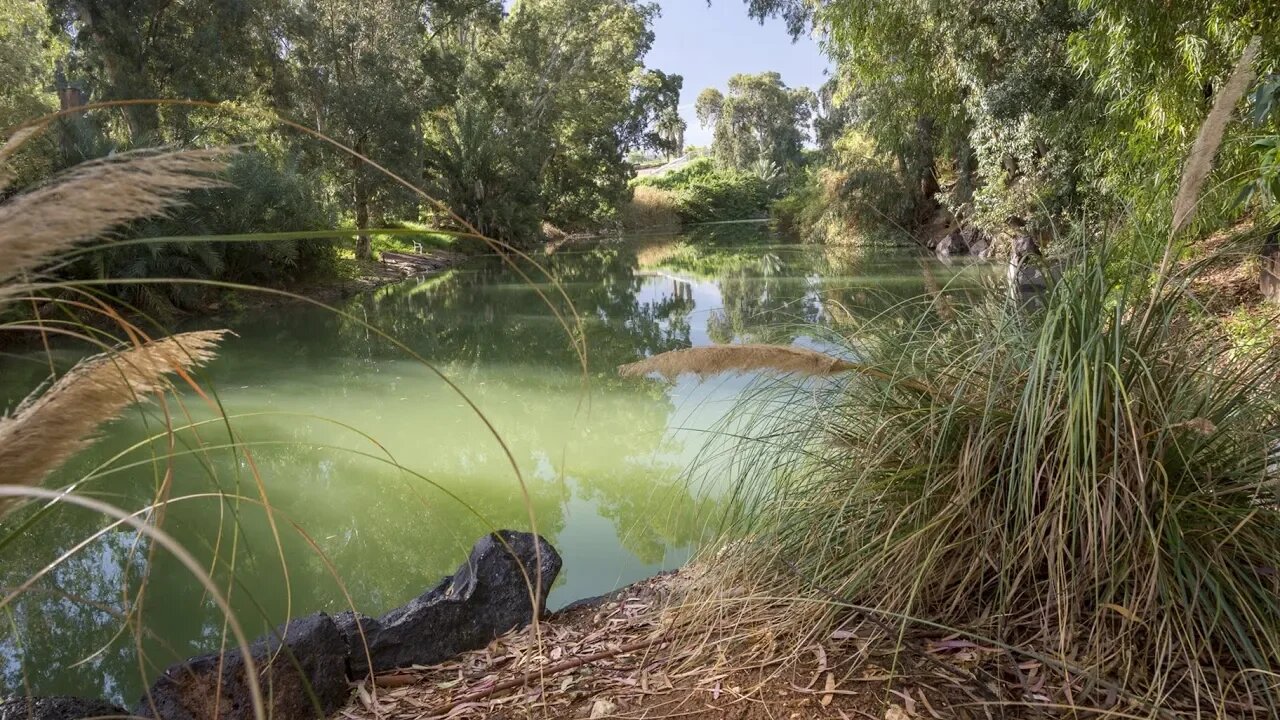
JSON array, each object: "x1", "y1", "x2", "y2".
[{"x1": 0, "y1": 226, "x2": 980, "y2": 703}]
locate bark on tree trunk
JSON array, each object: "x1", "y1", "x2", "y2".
[
  {"x1": 914, "y1": 116, "x2": 939, "y2": 200},
  {"x1": 353, "y1": 137, "x2": 372, "y2": 261}
]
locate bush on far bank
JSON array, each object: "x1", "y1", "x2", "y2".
[{"x1": 625, "y1": 158, "x2": 770, "y2": 228}]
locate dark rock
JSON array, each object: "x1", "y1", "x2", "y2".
[
  {"x1": 1008, "y1": 233, "x2": 1050, "y2": 304},
  {"x1": 344, "y1": 530, "x2": 561, "y2": 678},
  {"x1": 134, "y1": 612, "x2": 348, "y2": 720},
  {"x1": 0, "y1": 697, "x2": 129, "y2": 720},
  {"x1": 962, "y1": 227, "x2": 994, "y2": 259},
  {"x1": 553, "y1": 593, "x2": 612, "y2": 617},
  {"x1": 936, "y1": 230, "x2": 969, "y2": 261}
]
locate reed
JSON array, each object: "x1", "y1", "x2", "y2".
[{"x1": 689, "y1": 239, "x2": 1280, "y2": 714}]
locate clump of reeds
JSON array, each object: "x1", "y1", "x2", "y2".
[
  {"x1": 686, "y1": 242, "x2": 1280, "y2": 712},
  {"x1": 0, "y1": 134, "x2": 233, "y2": 513}
]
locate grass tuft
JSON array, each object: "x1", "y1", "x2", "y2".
[{"x1": 700, "y1": 240, "x2": 1280, "y2": 713}]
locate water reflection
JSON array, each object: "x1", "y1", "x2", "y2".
[{"x1": 0, "y1": 228, "x2": 979, "y2": 703}]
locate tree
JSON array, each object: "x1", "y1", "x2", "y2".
[
  {"x1": 626, "y1": 68, "x2": 685, "y2": 159},
  {"x1": 1, "y1": 0, "x2": 60, "y2": 129},
  {"x1": 695, "y1": 72, "x2": 814, "y2": 173},
  {"x1": 46, "y1": 0, "x2": 291, "y2": 144},
  {"x1": 745, "y1": 0, "x2": 1095, "y2": 232},
  {"x1": 655, "y1": 107, "x2": 685, "y2": 159},
  {"x1": 420, "y1": 0, "x2": 664, "y2": 241},
  {"x1": 0, "y1": 0, "x2": 63, "y2": 189},
  {"x1": 288, "y1": 0, "x2": 431, "y2": 260}
]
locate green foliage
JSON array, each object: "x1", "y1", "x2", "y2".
[
  {"x1": 626, "y1": 69, "x2": 686, "y2": 159},
  {"x1": 0, "y1": 0, "x2": 63, "y2": 189},
  {"x1": 1239, "y1": 75, "x2": 1280, "y2": 222},
  {"x1": 632, "y1": 157, "x2": 770, "y2": 223},
  {"x1": 417, "y1": 0, "x2": 668, "y2": 240},
  {"x1": 771, "y1": 133, "x2": 914, "y2": 243},
  {"x1": 714, "y1": 241, "x2": 1280, "y2": 710},
  {"x1": 0, "y1": 0, "x2": 682, "y2": 291},
  {"x1": 695, "y1": 72, "x2": 815, "y2": 174},
  {"x1": 71, "y1": 151, "x2": 336, "y2": 312},
  {"x1": 748, "y1": 0, "x2": 1280, "y2": 242}
]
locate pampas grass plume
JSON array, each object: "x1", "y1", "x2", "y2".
[
  {"x1": 619, "y1": 344, "x2": 857, "y2": 380},
  {"x1": 0, "y1": 330, "x2": 228, "y2": 514},
  {"x1": 1171, "y1": 36, "x2": 1261, "y2": 238}
]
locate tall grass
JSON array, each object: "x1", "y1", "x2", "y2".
[{"x1": 688, "y1": 239, "x2": 1280, "y2": 713}]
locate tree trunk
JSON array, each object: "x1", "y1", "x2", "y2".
[
  {"x1": 1260, "y1": 225, "x2": 1280, "y2": 304},
  {"x1": 353, "y1": 137, "x2": 372, "y2": 261},
  {"x1": 914, "y1": 116, "x2": 939, "y2": 200}
]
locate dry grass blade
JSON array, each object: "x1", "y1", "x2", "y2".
[
  {"x1": 619, "y1": 344, "x2": 857, "y2": 380},
  {"x1": 0, "y1": 147, "x2": 234, "y2": 284},
  {"x1": 1170, "y1": 36, "x2": 1261, "y2": 238},
  {"x1": 0, "y1": 330, "x2": 228, "y2": 511}
]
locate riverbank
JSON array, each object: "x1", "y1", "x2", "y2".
[
  {"x1": 339, "y1": 565, "x2": 1032, "y2": 720},
  {"x1": 231, "y1": 245, "x2": 466, "y2": 311},
  {"x1": 0, "y1": 245, "x2": 468, "y2": 355}
]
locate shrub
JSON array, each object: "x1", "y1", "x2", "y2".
[
  {"x1": 71, "y1": 150, "x2": 336, "y2": 312},
  {"x1": 620, "y1": 185, "x2": 681, "y2": 231},
  {"x1": 771, "y1": 133, "x2": 916, "y2": 244},
  {"x1": 702, "y1": 240, "x2": 1280, "y2": 712},
  {"x1": 631, "y1": 158, "x2": 769, "y2": 224}
]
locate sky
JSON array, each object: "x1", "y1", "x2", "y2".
[{"x1": 643, "y1": 2, "x2": 831, "y2": 148}]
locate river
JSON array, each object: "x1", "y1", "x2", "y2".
[{"x1": 0, "y1": 225, "x2": 982, "y2": 703}]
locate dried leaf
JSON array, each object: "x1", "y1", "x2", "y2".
[
  {"x1": 885, "y1": 704, "x2": 911, "y2": 720},
  {"x1": 1102, "y1": 602, "x2": 1140, "y2": 623},
  {"x1": 589, "y1": 698, "x2": 617, "y2": 718},
  {"x1": 821, "y1": 673, "x2": 835, "y2": 707}
]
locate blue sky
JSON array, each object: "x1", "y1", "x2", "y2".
[{"x1": 643, "y1": 2, "x2": 831, "y2": 147}]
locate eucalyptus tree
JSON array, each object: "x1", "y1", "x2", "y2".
[
  {"x1": 626, "y1": 69, "x2": 686, "y2": 159},
  {"x1": 288, "y1": 0, "x2": 444, "y2": 260},
  {"x1": 695, "y1": 72, "x2": 815, "y2": 174},
  {"x1": 44, "y1": 0, "x2": 292, "y2": 144},
  {"x1": 744, "y1": 0, "x2": 1280, "y2": 232},
  {"x1": 422, "y1": 0, "x2": 665, "y2": 242},
  {"x1": 1, "y1": 0, "x2": 63, "y2": 188},
  {"x1": 1, "y1": 0, "x2": 60, "y2": 129},
  {"x1": 741, "y1": 0, "x2": 1094, "y2": 230}
]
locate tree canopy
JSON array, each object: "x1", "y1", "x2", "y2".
[
  {"x1": 695, "y1": 72, "x2": 815, "y2": 175},
  {"x1": 1, "y1": 0, "x2": 689, "y2": 302}
]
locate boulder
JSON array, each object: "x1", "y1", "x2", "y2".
[
  {"x1": 134, "y1": 612, "x2": 348, "y2": 720},
  {"x1": 0, "y1": 697, "x2": 128, "y2": 720},
  {"x1": 962, "y1": 227, "x2": 994, "y2": 259},
  {"x1": 935, "y1": 230, "x2": 969, "y2": 260},
  {"x1": 1008, "y1": 233, "x2": 1050, "y2": 304},
  {"x1": 339, "y1": 530, "x2": 561, "y2": 678}
]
